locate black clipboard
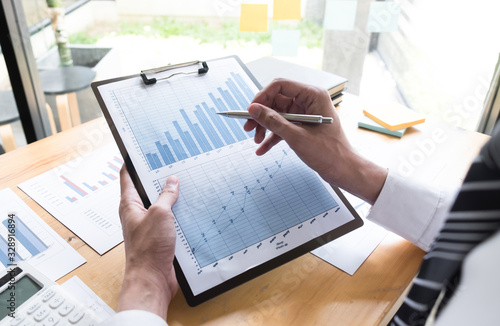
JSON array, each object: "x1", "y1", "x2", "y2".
[{"x1": 91, "y1": 55, "x2": 363, "y2": 306}]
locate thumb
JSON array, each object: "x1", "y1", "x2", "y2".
[
  {"x1": 247, "y1": 103, "x2": 299, "y2": 141},
  {"x1": 155, "y1": 175, "x2": 179, "y2": 209}
]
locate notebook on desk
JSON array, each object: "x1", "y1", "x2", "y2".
[
  {"x1": 246, "y1": 57, "x2": 348, "y2": 99},
  {"x1": 91, "y1": 55, "x2": 362, "y2": 306}
]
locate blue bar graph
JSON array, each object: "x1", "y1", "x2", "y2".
[
  {"x1": 0, "y1": 236, "x2": 21, "y2": 266},
  {"x1": 226, "y1": 78, "x2": 249, "y2": 109},
  {"x1": 165, "y1": 132, "x2": 187, "y2": 161},
  {"x1": 195, "y1": 107, "x2": 224, "y2": 149},
  {"x1": 3, "y1": 217, "x2": 48, "y2": 257},
  {"x1": 209, "y1": 93, "x2": 246, "y2": 141},
  {"x1": 0, "y1": 238, "x2": 10, "y2": 266},
  {"x1": 146, "y1": 153, "x2": 158, "y2": 170},
  {"x1": 155, "y1": 142, "x2": 171, "y2": 166},
  {"x1": 152, "y1": 153, "x2": 162, "y2": 168},
  {"x1": 232, "y1": 72, "x2": 255, "y2": 102},
  {"x1": 203, "y1": 102, "x2": 236, "y2": 145},
  {"x1": 137, "y1": 73, "x2": 257, "y2": 170},
  {"x1": 180, "y1": 109, "x2": 212, "y2": 153},
  {"x1": 218, "y1": 87, "x2": 245, "y2": 126},
  {"x1": 173, "y1": 121, "x2": 200, "y2": 156}
]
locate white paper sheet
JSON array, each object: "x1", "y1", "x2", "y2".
[
  {"x1": 61, "y1": 276, "x2": 115, "y2": 321},
  {"x1": 95, "y1": 56, "x2": 360, "y2": 296},
  {"x1": 18, "y1": 143, "x2": 123, "y2": 255},
  {"x1": 312, "y1": 192, "x2": 388, "y2": 275},
  {"x1": 0, "y1": 188, "x2": 85, "y2": 281}
]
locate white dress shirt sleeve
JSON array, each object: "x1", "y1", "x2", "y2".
[
  {"x1": 367, "y1": 170, "x2": 457, "y2": 251},
  {"x1": 98, "y1": 310, "x2": 168, "y2": 326}
]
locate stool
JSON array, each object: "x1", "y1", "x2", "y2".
[
  {"x1": 39, "y1": 66, "x2": 96, "y2": 131},
  {"x1": 0, "y1": 91, "x2": 20, "y2": 152}
]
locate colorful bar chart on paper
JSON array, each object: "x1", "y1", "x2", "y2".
[
  {"x1": 18, "y1": 143, "x2": 124, "y2": 255},
  {"x1": 59, "y1": 155, "x2": 123, "y2": 202}
]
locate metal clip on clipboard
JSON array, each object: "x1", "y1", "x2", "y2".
[{"x1": 140, "y1": 60, "x2": 209, "y2": 85}]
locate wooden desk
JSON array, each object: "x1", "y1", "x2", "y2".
[{"x1": 0, "y1": 95, "x2": 489, "y2": 326}]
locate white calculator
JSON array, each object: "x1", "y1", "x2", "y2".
[{"x1": 0, "y1": 262, "x2": 103, "y2": 326}]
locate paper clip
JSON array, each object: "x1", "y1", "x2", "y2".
[{"x1": 140, "y1": 60, "x2": 209, "y2": 85}]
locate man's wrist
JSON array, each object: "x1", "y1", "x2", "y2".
[
  {"x1": 327, "y1": 150, "x2": 388, "y2": 205},
  {"x1": 117, "y1": 266, "x2": 172, "y2": 319}
]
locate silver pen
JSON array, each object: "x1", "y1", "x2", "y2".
[{"x1": 217, "y1": 111, "x2": 333, "y2": 124}]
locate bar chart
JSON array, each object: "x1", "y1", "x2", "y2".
[
  {"x1": 61, "y1": 155, "x2": 123, "y2": 203},
  {"x1": 19, "y1": 143, "x2": 124, "y2": 255},
  {"x1": 1, "y1": 217, "x2": 48, "y2": 263},
  {"x1": 0, "y1": 188, "x2": 85, "y2": 280},
  {"x1": 111, "y1": 71, "x2": 256, "y2": 171},
  {"x1": 96, "y1": 56, "x2": 359, "y2": 297}
]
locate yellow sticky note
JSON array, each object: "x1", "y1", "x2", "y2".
[
  {"x1": 363, "y1": 102, "x2": 425, "y2": 131},
  {"x1": 240, "y1": 4, "x2": 268, "y2": 32},
  {"x1": 273, "y1": 0, "x2": 301, "y2": 20}
]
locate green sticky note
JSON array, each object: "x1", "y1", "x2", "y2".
[
  {"x1": 324, "y1": 0, "x2": 358, "y2": 31},
  {"x1": 272, "y1": 30, "x2": 301, "y2": 56},
  {"x1": 358, "y1": 114, "x2": 407, "y2": 138}
]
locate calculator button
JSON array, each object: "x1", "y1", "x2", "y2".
[
  {"x1": 9, "y1": 316, "x2": 25, "y2": 326},
  {"x1": 79, "y1": 315, "x2": 99, "y2": 326},
  {"x1": 58, "y1": 303, "x2": 75, "y2": 317},
  {"x1": 18, "y1": 320, "x2": 35, "y2": 326},
  {"x1": 26, "y1": 301, "x2": 41, "y2": 314},
  {"x1": 48, "y1": 295, "x2": 65, "y2": 309},
  {"x1": 68, "y1": 311, "x2": 85, "y2": 324},
  {"x1": 41, "y1": 289, "x2": 56, "y2": 302},
  {"x1": 33, "y1": 308, "x2": 50, "y2": 321},
  {"x1": 42, "y1": 314, "x2": 60, "y2": 326}
]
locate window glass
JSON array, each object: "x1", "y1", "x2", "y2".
[
  {"x1": 375, "y1": 0, "x2": 500, "y2": 131},
  {"x1": 16, "y1": 0, "x2": 500, "y2": 133},
  {"x1": 0, "y1": 45, "x2": 27, "y2": 154}
]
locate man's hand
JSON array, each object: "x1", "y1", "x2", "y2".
[
  {"x1": 117, "y1": 165, "x2": 179, "y2": 319},
  {"x1": 244, "y1": 78, "x2": 387, "y2": 204}
]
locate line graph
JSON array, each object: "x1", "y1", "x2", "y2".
[
  {"x1": 158, "y1": 143, "x2": 339, "y2": 267},
  {"x1": 96, "y1": 56, "x2": 359, "y2": 297}
]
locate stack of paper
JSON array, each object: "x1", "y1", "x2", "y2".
[
  {"x1": 358, "y1": 115, "x2": 407, "y2": 138},
  {"x1": 358, "y1": 102, "x2": 425, "y2": 138}
]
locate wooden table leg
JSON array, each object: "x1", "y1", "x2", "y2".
[
  {"x1": 0, "y1": 124, "x2": 17, "y2": 152},
  {"x1": 56, "y1": 95, "x2": 73, "y2": 131},
  {"x1": 67, "y1": 92, "x2": 81, "y2": 126}
]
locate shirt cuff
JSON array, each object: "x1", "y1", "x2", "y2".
[
  {"x1": 98, "y1": 310, "x2": 168, "y2": 326},
  {"x1": 367, "y1": 170, "x2": 453, "y2": 251}
]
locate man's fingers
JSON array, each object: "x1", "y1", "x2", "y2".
[
  {"x1": 243, "y1": 119, "x2": 258, "y2": 132},
  {"x1": 256, "y1": 133, "x2": 282, "y2": 156},
  {"x1": 154, "y1": 175, "x2": 179, "y2": 209},
  {"x1": 120, "y1": 165, "x2": 142, "y2": 204},
  {"x1": 247, "y1": 103, "x2": 300, "y2": 142}
]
